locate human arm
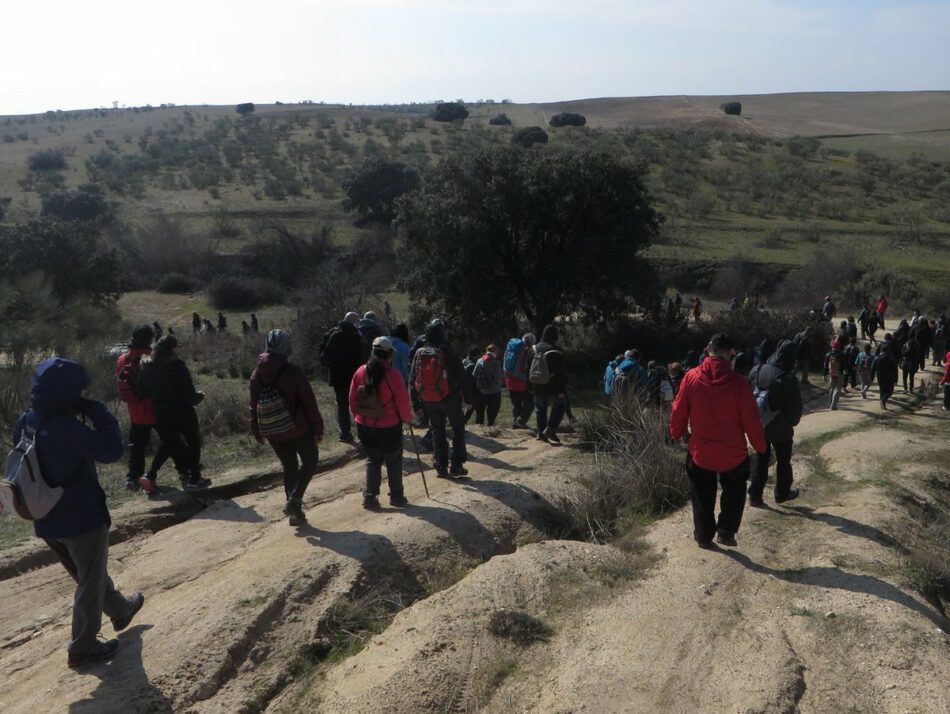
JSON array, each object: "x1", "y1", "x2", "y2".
[
  {"x1": 668, "y1": 378, "x2": 690, "y2": 440},
  {"x1": 390, "y1": 373, "x2": 413, "y2": 424},
  {"x1": 782, "y1": 374, "x2": 804, "y2": 428},
  {"x1": 738, "y1": 387, "x2": 767, "y2": 454},
  {"x1": 73, "y1": 399, "x2": 124, "y2": 464},
  {"x1": 297, "y1": 369, "x2": 324, "y2": 439},
  {"x1": 348, "y1": 366, "x2": 364, "y2": 419}
]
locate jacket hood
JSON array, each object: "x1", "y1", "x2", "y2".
[
  {"x1": 768, "y1": 340, "x2": 799, "y2": 371},
  {"x1": 256, "y1": 351, "x2": 288, "y2": 381},
  {"x1": 30, "y1": 358, "x2": 90, "y2": 416},
  {"x1": 425, "y1": 321, "x2": 446, "y2": 346},
  {"x1": 696, "y1": 356, "x2": 737, "y2": 386},
  {"x1": 541, "y1": 324, "x2": 559, "y2": 344}
]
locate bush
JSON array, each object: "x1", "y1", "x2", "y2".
[
  {"x1": 548, "y1": 112, "x2": 586, "y2": 128},
  {"x1": 28, "y1": 149, "x2": 67, "y2": 171},
  {"x1": 236, "y1": 102, "x2": 256, "y2": 116},
  {"x1": 511, "y1": 126, "x2": 548, "y2": 148},
  {"x1": 489, "y1": 113, "x2": 512, "y2": 126},
  {"x1": 487, "y1": 610, "x2": 552, "y2": 645},
  {"x1": 157, "y1": 272, "x2": 203, "y2": 294},
  {"x1": 41, "y1": 184, "x2": 112, "y2": 223},
  {"x1": 720, "y1": 102, "x2": 742, "y2": 116},
  {"x1": 561, "y1": 394, "x2": 686, "y2": 542},
  {"x1": 432, "y1": 102, "x2": 468, "y2": 122},
  {"x1": 207, "y1": 275, "x2": 284, "y2": 309}
]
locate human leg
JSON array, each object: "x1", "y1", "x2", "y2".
[
  {"x1": 472, "y1": 392, "x2": 486, "y2": 425},
  {"x1": 383, "y1": 447, "x2": 405, "y2": 500},
  {"x1": 446, "y1": 401, "x2": 468, "y2": 469},
  {"x1": 180, "y1": 408, "x2": 203, "y2": 477},
  {"x1": 716, "y1": 458, "x2": 750, "y2": 537},
  {"x1": 772, "y1": 440, "x2": 794, "y2": 499},
  {"x1": 126, "y1": 423, "x2": 150, "y2": 481},
  {"x1": 333, "y1": 382, "x2": 352, "y2": 439},
  {"x1": 747, "y1": 443, "x2": 772, "y2": 500},
  {"x1": 535, "y1": 393, "x2": 550, "y2": 436},
  {"x1": 269, "y1": 437, "x2": 301, "y2": 500},
  {"x1": 426, "y1": 403, "x2": 449, "y2": 473},
  {"x1": 547, "y1": 395, "x2": 567, "y2": 432},
  {"x1": 359, "y1": 424, "x2": 385, "y2": 498},
  {"x1": 486, "y1": 393, "x2": 502, "y2": 426},
  {"x1": 685, "y1": 455, "x2": 717, "y2": 543}
]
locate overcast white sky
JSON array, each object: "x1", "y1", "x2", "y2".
[{"x1": 2, "y1": 0, "x2": 948, "y2": 115}]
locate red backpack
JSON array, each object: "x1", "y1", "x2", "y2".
[{"x1": 413, "y1": 346, "x2": 450, "y2": 402}]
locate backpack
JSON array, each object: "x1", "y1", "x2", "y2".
[
  {"x1": 353, "y1": 373, "x2": 395, "y2": 421},
  {"x1": 529, "y1": 348, "x2": 556, "y2": 385},
  {"x1": 475, "y1": 357, "x2": 496, "y2": 391},
  {"x1": 753, "y1": 384, "x2": 780, "y2": 426},
  {"x1": 855, "y1": 352, "x2": 872, "y2": 373},
  {"x1": 413, "y1": 346, "x2": 450, "y2": 402},
  {"x1": 827, "y1": 352, "x2": 841, "y2": 378},
  {"x1": 318, "y1": 326, "x2": 341, "y2": 367},
  {"x1": 255, "y1": 364, "x2": 297, "y2": 438},
  {"x1": 503, "y1": 339, "x2": 528, "y2": 381},
  {"x1": 1, "y1": 424, "x2": 63, "y2": 521}
]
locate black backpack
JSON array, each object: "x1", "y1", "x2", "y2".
[{"x1": 319, "y1": 326, "x2": 341, "y2": 367}]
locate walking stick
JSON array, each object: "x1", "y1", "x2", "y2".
[{"x1": 406, "y1": 421, "x2": 430, "y2": 499}]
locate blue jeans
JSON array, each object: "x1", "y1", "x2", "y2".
[{"x1": 535, "y1": 393, "x2": 566, "y2": 435}]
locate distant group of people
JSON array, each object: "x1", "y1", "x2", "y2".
[{"x1": 190, "y1": 311, "x2": 259, "y2": 336}]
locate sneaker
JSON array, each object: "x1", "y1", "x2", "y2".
[
  {"x1": 362, "y1": 496, "x2": 380, "y2": 510},
  {"x1": 516, "y1": 417, "x2": 529, "y2": 429},
  {"x1": 543, "y1": 428, "x2": 561, "y2": 444},
  {"x1": 390, "y1": 494, "x2": 409, "y2": 507},
  {"x1": 695, "y1": 537, "x2": 715, "y2": 550},
  {"x1": 436, "y1": 470, "x2": 453, "y2": 479},
  {"x1": 137, "y1": 476, "x2": 158, "y2": 495},
  {"x1": 339, "y1": 433, "x2": 355, "y2": 443},
  {"x1": 775, "y1": 488, "x2": 800, "y2": 504},
  {"x1": 288, "y1": 504, "x2": 307, "y2": 527},
  {"x1": 184, "y1": 476, "x2": 211, "y2": 491},
  {"x1": 748, "y1": 496, "x2": 766, "y2": 508},
  {"x1": 68, "y1": 638, "x2": 119, "y2": 669},
  {"x1": 536, "y1": 431, "x2": 550, "y2": 443},
  {"x1": 449, "y1": 465, "x2": 468, "y2": 477},
  {"x1": 716, "y1": 532, "x2": 738, "y2": 547},
  {"x1": 111, "y1": 592, "x2": 144, "y2": 632},
  {"x1": 125, "y1": 479, "x2": 139, "y2": 492}
]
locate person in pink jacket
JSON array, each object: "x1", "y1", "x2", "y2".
[
  {"x1": 349, "y1": 336, "x2": 413, "y2": 509},
  {"x1": 940, "y1": 351, "x2": 950, "y2": 411}
]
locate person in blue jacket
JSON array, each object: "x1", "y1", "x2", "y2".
[
  {"x1": 604, "y1": 354, "x2": 623, "y2": 395},
  {"x1": 389, "y1": 323, "x2": 412, "y2": 385},
  {"x1": 12, "y1": 358, "x2": 144, "y2": 669}
]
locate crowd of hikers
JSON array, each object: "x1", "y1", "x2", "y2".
[{"x1": 3, "y1": 296, "x2": 949, "y2": 669}]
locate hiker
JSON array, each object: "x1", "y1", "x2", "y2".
[
  {"x1": 615, "y1": 349, "x2": 647, "y2": 396},
  {"x1": 793, "y1": 327, "x2": 812, "y2": 384},
  {"x1": 822, "y1": 296, "x2": 836, "y2": 321},
  {"x1": 115, "y1": 325, "x2": 181, "y2": 494},
  {"x1": 192, "y1": 312, "x2": 201, "y2": 335},
  {"x1": 858, "y1": 305, "x2": 872, "y2": 340},
  {"x1": 824, "y1": 341, "x2": 845, "y2": 410},
  {"x1": 934, "y1": 322, "x2": 946, "y2": 367},
  {"x1": 135, "y1": 335, "x2": 211, "y2": 491},
  {"x1": 249, "y1": 330, "x2": 324, "y2": 527},
  {"x1": 604, "y1": 354, "x2": 624, "y2": 396},
  {"x1": 152, "y1": 321, "x2": 163, "y2": 340},
  {"x1": 350, "y1": 337, "x2": 413, "y2": 508},
  {"x1": 732, "y1": 347, "x2": 753, "y2": 377},
  {"x1": 319, "y1": 312, "x2": 365, "y2": 443},
  {"x1": 12, "y1": 358, "x2": 144, "y2": 668},
  {"x1": 472, "y1": 344, "x2": 504, "y2": 426},
  {"x1": 675, "y1": 292, "x2": 683, "y2": 313},
  {"x1": 669, "y1": 333, "x2": 766, "y2": 548},
  {"x1": 167, "y1": 326, "x2": 175, "y2": 337},
  {"x1": 217, "y1": 312, "x2": 227, "y2": 332},
  {"x1": 250, "y1": 313, "x2": 259, "y2": 333},
  {"x1": 846, "y1": 316, "x2": 858, "y2": 341},
  {"x1": 411, "y1": 320, "x2": 471, "y2": 477},
  {"x1": 685, "y1": 350, "x2": 701, "y2": 371},
  {"x1": 871, "y1": 344, "x2": 899, "y2": 410},
  {"x1": 753, "y1": 339, "x2": 774, "y2": 368},
  {"x1": 668, "y1": 362, "x2": 685, "y2": 396},
  {"x1": 748, "y1": 339, "x2": 803, "y2": 507},
  {"x1": 728, "y1": 297, "x2": 739, "y2": 312},
  {"x1": 910, "y1": 309, "x2": 922, "y2": 329},
  {"x1": 504, "y1": 333, "x2": 536, "y2": 428},
  {"x1": 201, "y1": 319, "x2": 215, "y2": 334},
  {"x1": 692, "y1": 297, "x2": 703, "y2": 323},
  {"x1": 875, "y1": 294, "x2": 888, "y2": 324},
  {"x1": 530, "y1": 324, "x2": 569, "y2": 444},
  {"x1": 940, "y1": 349, "x2": 950, "y2": 410},
  {"x1": 900, "y1": 339, "x2": 920, "y2": 394},
  {"x1": 645, "y1": 361, "x2": 674, "y2": 406},
  {"x1": 855, "y1": 344, "x2": 874, "y2": 399},
  {"x1": 241, "y1": 320, "x2": 251, "y2": 337},
  {"x1": 462, "y1": 346, "x2": 482, "y2": 423},
  {"x1": 389, "y1": 323, "x2": 412, "y2": 385},
  {"x1": 358, "y1": 311, "x2": 383, "y2": 347},
  {"x1": 913, "y1": 318, "x2": 932, "y2": 371},
  {"x1": 843, "y1": 337, "x2": 859, "y2": 390}
]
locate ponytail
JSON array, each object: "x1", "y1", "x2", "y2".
[{"x1": 364, "y1": 348, "x2": 391, "y2": 394}]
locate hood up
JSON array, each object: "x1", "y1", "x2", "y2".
[
  {"x1": 768, "y1": 339, "x2": 800, "y2": 372},
  {"x1": 30, "y1": 357, "x2": 90, "y2": 417}
]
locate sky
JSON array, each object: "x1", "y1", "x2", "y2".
[{"x1": 2, "y1": 0, "x2": 949, "y2": 115}]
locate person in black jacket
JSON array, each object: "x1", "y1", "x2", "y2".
[
  {"x1": 531, "y1": 324, "x2": 569, "y2": 444},
  {"x1": 871, "y1": 345, "x2": 899, "y2": 410},
  {"x1": 135, "y1": 336, "x2": 210, "y2": 491},
  {"x1": 748, "y1": 339, "x2": 804, "y2": 506},
  {"x1": 410, "y1": 320, "x2": 471, "y2": 477},
  {"x1": 319, "y1": 312, "x2": 366, "y2": 442}
]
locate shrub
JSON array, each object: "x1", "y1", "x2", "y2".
[
  {"x1": 720, "y1": 102, "x2": 742, "y2": 116},
  {"x1": 41, "y1": 184, "x2": 112, "y2": 223},
  {"x1": 157, "y1": 272, "x2": 203, "y2": 294},
  {"x1": 487, "y1": 610, "x2": 552, "y2": 645},
  {"x1": 511, "y1": 126, "x2": 548, "y2": 148},
  {"x1": 561, "y1": 395, "x2": 687, "y2": 542},
  {"x1": 28, "y1": 149, "x2": 67, "y2": 171},
  {"x1": 549, "y1": 112, "x2": 586, "y2": 128},
  {"x1": 489, "y1": 113, "x2": 512, "y2": 126},
  {"x1": 207, "y1": 275, "x2": 284, "y2": 309},
  {"x1": 236, "y1": 102, "x2": 256, "y2": 116},
  {"x1": 432, "y1": 101, "x2": 468, "y2": 123}
]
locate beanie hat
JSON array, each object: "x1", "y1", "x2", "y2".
[
  {"x1": 266, "y1": 329, "x2": 292, "y2": 357},
  {"x1": 130, "y1": 324, "x2": 155, "y2": 349}
]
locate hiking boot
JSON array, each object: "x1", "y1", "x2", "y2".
[
  {"x1": 716, "y1": 532, "x2": 738, "y2": 547},
  {"x1": 390, "y1": 494, "x2": 409, "y2": 507},
  {"x1": 125, "y1": 479, "x2": 139, "y2": 492},
  {"x1": 695, "y1": 537, "x2": 715, "y2": 550},
  {"x1": 68, "y1": 638, "x2": 119, "y2": 669},
  {"x1": 536, "y1": 431, "x2": 550, "y2": 443},
  {"x1": 436, "y1": 469, "x2": 454, "y2": 479},
  {"x1": 543, "y1": 428, "x2": 561, "y2": 444},
  {"x1": 748, "y1": 496, "x2": 766, "y2": 508},
  {"x1": 775, "y1": 488, "x2": 800, "y2": 504},
  {"x1": 339, "y1": 433, "x2": 355, "y2": 443},
  {"x1": 184, "y1": 475, "x2": 211, "y2": 491},
  {"x1": 449, "y1": 465, "x2": 468, "y2": 477},
  {"x1": 111, "y1": 592, "x2": 145, "y2": 632},
  {"x1": 288, "y1": 501, "x2": 307, "y2": 527},
  {"x1": 138, "y1": 476, "x2": 158, "y2": 495},
  {"x1": 362, "y1": 495, "x2": 380, "y2": 510}
]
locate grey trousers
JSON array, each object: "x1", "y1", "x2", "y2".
[{"x1": 44, "y1": 525, "x2": 133, "y2": 657}]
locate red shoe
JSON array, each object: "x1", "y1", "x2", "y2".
[{"x1": 137, "y1": 476, "x2": 158, "y2": 494}]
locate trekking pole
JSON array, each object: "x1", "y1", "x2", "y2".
[{"x1": 406, "y1": 421, "x2": 430, "y2": 499}]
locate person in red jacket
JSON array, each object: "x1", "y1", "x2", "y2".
[
  {"x1": 940, "y1": 351, "x2": 950, "y2": 411},
  {"x1": 669, "y1": 333, "x2": 766, "y2": 549},
  {"x1": 250, "y1": 330, "x2": 324, "y2": 526},
  {"x1": 115, "y1": 324, "x2": 180, "y2": 494},
  {"x1": 350, "y1": 336, "x2": 413, "y2": 509}
]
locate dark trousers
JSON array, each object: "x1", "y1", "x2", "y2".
[
  {"x1": 944, "y1": 384, "x2": 950, "y2": 410},
  {"x1": 473, "y1": 392, "x2": 501, "y2": 425},
  {"x1": 424, "y1": 399, "x2": 467, "y2": 472},
  {"x1": 510, "y1": 390, "x2": 533, "y2": 425},
  {"x1": 269, "y1": 432, "x2": 318, "y2": 502},
  {"x1": 44, "y1": 525, "x2": 133, "y2": 657},
  {"x1": 126, "y1": 422, "x2": 177, "y2": 482},
  {"x1": 880, "y1": 381, "x2": 895, "y2": 405},
  {"x1": 357, "y1": 424, "x2": 404, "y2": 499},
  {"x1": 749, "y1": 440, "x2": 794, "y2": 500},
  {"x1": 902, "y1": 368, "x2": 917, "y2": 392},
  {"x1": 466, "y1": 392, "x2": 486, "y2": 424},
  {"x1": 156, "y1": 408, "x2": 201, "y2": 478},
  {"x1": 686, "y1": 455, "x2": 750, "y2": 541},
  {"x1": 535, "y1": 393, "x2": 566, "y2": 435},
  {"x1": 333, "y1": 382, "x2": 352, "y2": 438}
]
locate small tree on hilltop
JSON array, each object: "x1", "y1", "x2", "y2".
[
  {"x1": 342, "y1": 158, "x2": 420, "y2": 225},
  {"x1": 236, "y1": 102, "x2": 256, "y2": 116},
  {"x1": 720, "y1": 102, "x2": 742, "y2": 116},
  {"x1": 511, "y1": 126, "x2": 548, "y2": 148},
  {"x1": 396, "y1": 146, "x2": 660, "y2": 331},
  {"x1": 549, "y1": 112, "x2": 586, "y2": 128},
  {"x1": 432, "y1": 101, "x2": 468, "y2": 123}
]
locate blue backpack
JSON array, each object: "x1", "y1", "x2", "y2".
[
  {"x1": 504, "y1": 339, "x2": 528, "y2": 381},
  {"x1": 604, "y1": 361, "x2": 618, "y2": 395}
]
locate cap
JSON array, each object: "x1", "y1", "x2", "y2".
[
  {"x1": 373, "y1": 336, "x2": 393, "y2": 352},
  {"x1": 709, "y1": 333, "x2": 735, "y2": 351}
]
